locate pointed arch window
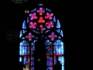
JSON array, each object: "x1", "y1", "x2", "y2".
[{"x1": 19, "y1": 4, "x2": 64, "y2": 70}]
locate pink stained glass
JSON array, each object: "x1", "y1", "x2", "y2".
[
  {"x1": 38, "y1": 17, "x2": 45, "y2": 23},
  {"x1": 26, "y1": 33, "x2": 32, "y2": 41},
  {"x1": 29, "y1": 22, "x2": 37, "y2": 29},
  {"x1": 48, "y1": 32, "x2": 57, "y2": 41},
  {"x1": 37, "y1": 7, "x2": 44, "y2": 15},
  {"x1": 29, "y1": 13, "x2": 37, "y2": 20},
  {"x1": 45, "y1": 12, "x2": 54, "y2": 20},
  {"x1": 46, "y1": 21, "x2": 54, "y2": 29}
]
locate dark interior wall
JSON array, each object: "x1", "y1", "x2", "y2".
[{"x1": 0, "y1": 0, "x2": 80, "y2": 70}]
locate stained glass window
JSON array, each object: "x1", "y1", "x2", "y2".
[{"x1": 19, "y1": 4, "x2": 64, "y2": 70}]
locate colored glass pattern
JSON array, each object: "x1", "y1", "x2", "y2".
[
  {"x1": 25, "y1": 33, "x2": 33, "y2": 41},
  {"x1": 46, "y1": 21, "x2": 54, "y2": 29},
  {"x1": 29, "y1": 13, "x2": 37, "y2": 20},
  {"x1": 29, "y1": 22, "x2": 37, "y2": 29},
  {"x1": 37, "y1": 7, "x2": 44, "y2": 15},
  {"x1": 19, "y1": 4, "x2": 64, "y2": 70},
  {"x1": 45, "y1": 12, "x2": 54, "y2": 20},
  {"x1": 22, "y1": 20, "x2": 27, "y2": 29},
  {"x1": 48, "y1": 32, "x2": 57, "y2": 41}
]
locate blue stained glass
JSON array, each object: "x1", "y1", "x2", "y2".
[
  {"x1": 22, "y1": 20, "x2": 27, "y2": 29},
  {"x1": 56, "y1": 29, "x2": 61, "y2": 33},
  {"x1": 19, "y1": 45, "x2": 24, "y2": 55},
  {"x1": 22, "y1": 30, "x2": 27, "y2": 34},
  {"x1": 57, "y1": 46, "x2": 64, "y2": 54},
  {"x1": 24, "y1": 47, "x2": 28, "y2": 55},
  {"x1": 58, "y1": 56, "x2": 64, "y2": 65},
  {"x1": 33, "y1": 40, "x2": 37, "y2": 43},
  {"x1": 19, "y1": 46, "x2": 28, "y2": 55},
  {"x1": 19, "y1": 40, "x2": 29, "y2": 55},
  {"x1": 53, "y1": 16, "x2": 56, "y2": 22},
  {"x1": 54, "y1": 40, "x2": 64, "y2": 54},
  {"x1": 24, "y1": 57, "x2": 27, "y2": 64},
  {"x1": 54, "y1": 48, "x2": 56, "y2": 54},
  {"x1": 19, "y1": 31, "x2": 22, "y2": 38},
  {"x1": 20, "y1": 40, "x2": 29, "y2": 47},
  {"x1": 19, "y1": 57, "x2": 22, "y2": 62},
  {"x1": 19, "y1": 30, "x2": 27, "y2": 38},
  {"x1": 58, "y1": 56, "x2": 64, "y2": 70},
  {"x1": 60, "y1": 30, "x2": 63, "y2": 37},
  {"x1": 56, "y1": 20, "x2": 61, "y2": 28},
  {"x1": 62, "y1": 65, "x2": 64, "y2": 70},
  {"x1": 54, "y1": 40, "x2": 63, "y2": 47},
  {"x1": 47, "y1": 57, "x2": 53, "y2": 66},
  {"x1": 31, "y1": 42, "x2": 35, "y2": 51},
  {"x1": 45, "y1": 40, "x2": 51, "y2": 46}
]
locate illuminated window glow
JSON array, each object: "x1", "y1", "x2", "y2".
[{"x1": 19, "y1": 4, "x2": 64, "y2": 70}]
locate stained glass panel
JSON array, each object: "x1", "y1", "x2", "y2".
[
  {"x1": 22, "y1": 20, "x2": 27, "y2": 29},
  {"x1": 56, "y1": 20, "x2": 61, "y2": 28},
  {"x1": 47, "y1": 56, "x2": 53, "y2": 66},
  {"x1": 19, "y1": 57, "x2": 22, "y2": 62},
  {"x1": 19, "y1": 4, "x2": 64, "y2": 70}
]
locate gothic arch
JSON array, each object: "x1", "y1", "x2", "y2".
[{"x1": 19, "y1": 4, "x2": 64, "y2": 70}]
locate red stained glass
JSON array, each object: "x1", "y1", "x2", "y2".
[{"x1": 38, "y1": 17, "x2": 45, "y2": 23}]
